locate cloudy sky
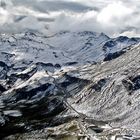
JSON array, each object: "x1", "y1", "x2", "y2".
[{"x1": 0, "y1": 0, "x2": 140, "y2": 37}]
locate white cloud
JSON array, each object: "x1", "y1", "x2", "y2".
[
  {"x1": 49, "y1": 1, "x2": 138, "y2": 37},
  {"x1": 0, "y1": 0, "x2": 140, "y2": 37},
  {"x1": 120, "y1": 30, "x2": 140, "y2": 37},
  {"x1": 97, "y1": 2, "x2": 133, "y2": 26},
  {"x1": 49, "y1": 10, "x2": 98, "y2": 33}
]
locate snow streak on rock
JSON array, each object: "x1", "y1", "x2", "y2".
[{"x1": 0, "y1": 31, "x2": 140, "y2": 139}]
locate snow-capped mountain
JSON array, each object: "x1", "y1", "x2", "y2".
[
  {"x1": 0, "y1": 31, "x2": 140, "y2": 139},
  {"x1": 0, "y1": 31, "x2": 139, "y2": 67}
]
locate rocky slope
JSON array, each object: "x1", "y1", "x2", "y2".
[{"x1": 0, "y1": 31, "x2": 140, "y2": 140}]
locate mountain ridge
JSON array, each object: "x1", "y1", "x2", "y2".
[{"x1": 0, "y1": 31, "x2": 140, "y2": 139}]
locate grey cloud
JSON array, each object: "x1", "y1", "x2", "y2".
[
  {"x1": 0, "y1": 0, "x2": 140, "y2": 37},
  {"x1": 12, "y1": 0, "x2": 97, "y2": 13},
  {"x1": 33, "y1": 1, "x2": 96, "y2": 12}
]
